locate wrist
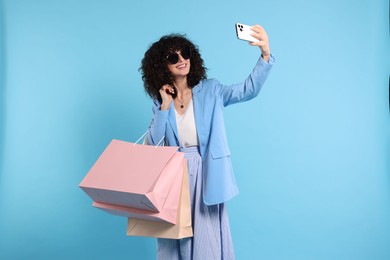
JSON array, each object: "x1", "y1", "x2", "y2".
[
  {"x1": 160, "y1": 102, "x2": 170, "y2": 110},
  {"x1": 261, "y1": 53, "x2": 270, "y2": 62}
]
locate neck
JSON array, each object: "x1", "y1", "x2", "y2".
[{"x1": 173, "y1": 77, "x2": 190, "y2": 96}]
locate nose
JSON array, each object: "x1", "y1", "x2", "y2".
[{"x1": 177, "y1": 52, "x2": 185, "y2": 62}]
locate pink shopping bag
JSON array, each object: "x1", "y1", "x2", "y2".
[
  {"x1": 92, "y1": 157, "x2": 185, "y2": 224},
  {"x1": 79, "y1": 139, "x2": 184, "y2": 214},
  {"x1": 126, "y1": 160, "x2": 193, "y2": 238}
]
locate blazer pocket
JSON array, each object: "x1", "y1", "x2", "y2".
[{"x1": 210, "y1": 147, "x2": 231, "y2": 159}]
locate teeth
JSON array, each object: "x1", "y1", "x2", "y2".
[{"x1": 177, "y1": 64, "x2": 186, "y2": 69}]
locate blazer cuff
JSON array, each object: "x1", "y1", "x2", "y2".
[{"x1": 259, "y1": 53, "x2": 275, "y2": 65}]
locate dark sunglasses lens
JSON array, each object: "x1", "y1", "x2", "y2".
[
  {"x1": 181, "y1": 48, "x2": 191, "y2": 59},
  {"x1": 167, "y1": 53, "x2": 179, "y2": 64}
]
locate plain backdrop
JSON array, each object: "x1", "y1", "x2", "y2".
[{"x1": 0, "y1": 0, "x2": 389, "y2": 259}]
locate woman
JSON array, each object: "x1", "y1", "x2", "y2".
[{"x1": 140, "y1": 25, "x2": 274, "y2": 260}]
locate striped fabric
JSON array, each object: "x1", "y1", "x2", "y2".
[{"x1": 157, "y1": 146, "x2": 235, "y2": 260}]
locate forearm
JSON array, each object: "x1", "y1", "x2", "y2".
[
  {"x1": 220, "y1": 54, "x2": 275, "y2": 106},
  {"x1": 146, "y1": 103, "x2": 169, "y2": 145}
]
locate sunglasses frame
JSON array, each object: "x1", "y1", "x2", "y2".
[{"x1": 166, "y1": 47, "x2": 191, "y2": 64}]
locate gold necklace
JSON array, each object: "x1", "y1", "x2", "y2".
[
  {"x1": 176, "y1": 90, "x2": 191, "y2": 109},
  {"x1": 176, "y1": 97, "x2": 184, "y2": 109}
]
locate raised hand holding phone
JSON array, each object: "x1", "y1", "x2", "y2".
[{"x1": 236, "y1": 23, "x2": 271, "y2": 62}]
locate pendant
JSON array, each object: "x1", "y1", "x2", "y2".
[{"x1": 180, "y1": 105, "x2": 184, "y2": 109}]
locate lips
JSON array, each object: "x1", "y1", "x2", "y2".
[{"x1": 176, "y1": 63, "x2": 187, "y2": 69}]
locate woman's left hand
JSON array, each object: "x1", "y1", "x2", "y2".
[{"x1": 249, "y1": 25, "x2": 271, "y2": 62}]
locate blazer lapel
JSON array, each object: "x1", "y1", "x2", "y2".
[
  {"x1": 167, "y1": 102, "x2": 180, "y2": 143},
  {"x1": 192, "y1": 82, "x2": 205, "y2": 156}
]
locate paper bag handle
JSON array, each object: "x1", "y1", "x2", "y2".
[{"x1": 135, "y1": 131, "x2": 164, "y2": 147}]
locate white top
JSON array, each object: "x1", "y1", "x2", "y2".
[{"x1": 175, "y1": 99, "x2": 199, "y2": 147}]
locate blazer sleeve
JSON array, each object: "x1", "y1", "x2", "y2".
[
  {"x1": 146, "y1": 100, "x2": 169, "y2": 145},
  {"x1": 216, "y1": 54, "x2": 275, "y2": 107}
]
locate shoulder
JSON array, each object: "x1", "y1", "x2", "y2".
[
  {"x1": 202, "y1": 78, "x2": 220, "y2": 86},
  {"x1": 194, "y1": 78, "x2": 222, "y2": 93}
]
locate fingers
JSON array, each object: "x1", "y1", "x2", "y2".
[
  {"x1": 160, "y1": 84, "x2": 175, "y2": 97},
  {"x1": 159, "y1": 84, "x2": 174, "y2": 109},
  {"x1": 161, "y1": 84, "x2": 174, "y2": 93},
  {"x1": 250, "y1": 25, "x2": 265, "y2": 35},
  {"x1": 250, "y1": 25, "x2": 268, "y2": 43},
  {"x1": 249, "y1": 24, "x2": 271, "y2": 56}
]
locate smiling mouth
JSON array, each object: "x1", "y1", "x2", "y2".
[{"x1": 176, "y1": 63, "x2": 187, "y2": 69}]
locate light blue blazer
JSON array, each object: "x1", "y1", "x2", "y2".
[{"x1": 147, "y1": 55, "x2": 275, "y2": 205}]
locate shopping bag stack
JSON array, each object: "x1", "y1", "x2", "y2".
[{"x1": 79, "y1": 139, "x2": 193, "y2": 239}]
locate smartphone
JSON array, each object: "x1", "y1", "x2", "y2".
[{"x1": 235, "y1": 23, "x2": 259, "y2": 43}]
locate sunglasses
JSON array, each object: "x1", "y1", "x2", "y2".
[{"x1": 166, "y1": 48, "x2": 191, "y2": 64}]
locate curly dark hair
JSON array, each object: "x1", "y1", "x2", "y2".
[{"x1": 140, "y1": 34, "x2": 207, "y2": 101}]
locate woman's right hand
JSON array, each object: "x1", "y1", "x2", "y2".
[{"x1": 159, "y1": 84, "x2": 175, "y2": 110}]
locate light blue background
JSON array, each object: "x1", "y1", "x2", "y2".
[{"x1": 0, "y1": 0, "x2": 389, "y2": 259}]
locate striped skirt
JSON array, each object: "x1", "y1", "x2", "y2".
[{"x1": 157, "y1": 146, "x2": 235, "y2": 260}]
